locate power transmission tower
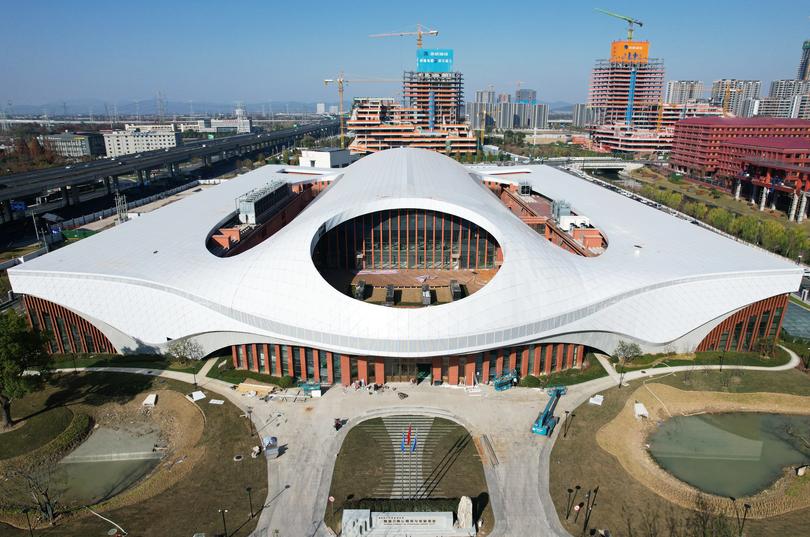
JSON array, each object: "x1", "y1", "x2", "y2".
[
  {"x1": 114, "y1": 192, "x2": 129, "y2": 224},
  {"x1": 156, "y1": 91, "x2": 166, "y2": 123}
]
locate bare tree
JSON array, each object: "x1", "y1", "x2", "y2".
[{"x1": 615, "y1": 340, "x2": 642, "y2": 388}]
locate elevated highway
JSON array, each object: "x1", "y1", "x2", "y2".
[{"x1": 0, "y1": 121, "x2": 339, "y2": 222}]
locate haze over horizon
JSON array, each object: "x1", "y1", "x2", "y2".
[{"x1": 1, "y1": 0, "x2": 808, "y2": 107}]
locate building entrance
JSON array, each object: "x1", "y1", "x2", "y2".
[{"x1": 384, "y1": 359, "x2": 434, "y2": 383}]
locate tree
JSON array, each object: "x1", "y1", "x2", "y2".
[
  {"x1": 0, "y1": 310, "x2": 50, "y2": 428},
  {"x1": 731, "y1": 215, "x2": 760, "y2": 244},
  {"x1": 300, "y1": 135, "x2": 315, "y2": 148},
  {"x1": 760, "y1": 220, "x2": 785, "y2": 252},
  {"x1": 780, "y1": 225, "x2": 807, "y2": 260},
  {"x1": 706, "y1": 207, "x2": 733, "y2": 232},
  {"x1": 166, "y1": 339, "x2": 205, "y2": 364},
  {"x1": 614, "y1": 340, "x2": 641, "y2": 388}
]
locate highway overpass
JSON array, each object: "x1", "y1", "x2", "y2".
[{"x1": 0, "y1": 120, "x2": 339, "y2": 223}]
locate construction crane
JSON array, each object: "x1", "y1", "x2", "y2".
[
  {"x1": 595, "y1": 8, "x2": 643, "y2": 40},
  {"x1": 596, "y1": 8, "x2": 645, "y2": 126},
  {"x1": 370, "y1": 23, "x2": 438, "y2": 49},
  {"x1": 324, "y1": 72, "x2": 399, "y2": 149}
]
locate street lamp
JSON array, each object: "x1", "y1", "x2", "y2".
[
  {"x1": 247, "y1": 407, "x2": 254, "y2": 437},
  {"x1": 729, "y1": 497, "x2": 740, "y2": 531},
  {"x1": 218, "y1": 508, "x2": 229, "y2": 537},
  {"x1": 563, "y1": 411, "x2": 570, "y2": 438},
  {"x1": 740, "y1": 503, "x2": 751, "y2": 536},
  {"x1": 246, "y1": 486, "x2": 254, "y2": 519},
  {"x1": 21, "y1": 507, "x2": 33, "y2": 537},
  {"x1": 565, "y1": 488, "x2": 574, "y2": 519}
]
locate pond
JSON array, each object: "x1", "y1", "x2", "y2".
[
  {"x1": 54, "y1": 424, "x2": 163, "y2": 505},
  {"x1": 648, "y1": 413, "x2": 810, "y2": 498}
]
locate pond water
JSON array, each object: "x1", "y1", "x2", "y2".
[
  {"x1": 54, "y1": 425, "x2": 163, "y2": 505},
  {"x1": 648, "y1": 413, "x2": 810, "y2": 498}
]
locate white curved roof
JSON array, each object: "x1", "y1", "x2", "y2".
[{"x1": 9, "y1": 148, "x2": 801, "y2": 356}]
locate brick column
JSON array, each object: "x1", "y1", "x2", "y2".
[
  {"x1": 263, "y1": 344, "x2": 270, "y2": 374},
  {"x1": 448, "y1": 356, "x2": 459, "y2": 385},
  {"x1": 496, "y1": 351, "x2": 504, "y2": 376},
  {"x1": 544, "y1": 345, "x2": 553, "y2": 375},
  {"x1": 374, "y1": 358, "x2": 385, "y2": 384},
  {"x1": 432, "y1": 357, "x2": 443, "y2": 384},
  {"x1": 287, "y1": 346, "x2": 296, "y2": 378},
  {"x1": 481, "y1": 353, "x2": 491, "y2": 383},
  {"x1": 251, "y1": 344, "x2": 259, "y2": 372},
  {"x1": 508, "y1": 348, "x2": 517, "y2": 371},
  {"x1": 565, "y1": 344, "x2": 574, "y2": 370},
  {"x1": 576, "y1": 345, "x2": 585, "y2": 368},
  {"x1": 533, "y1": 346, "x2": 542, "y2": 376},
  {"x1": 340, "y1": 355, "x2": 351, "y2": 386},
  {"x1": 231, "y1": 345, "x2": 239, "y2": 368},
  {"x1": 556, "y1": 344, "x2": 565, "y2": 371},
  {"x1": 357, "y1": 357, "x2": 369, "y2": 384},
  {"x1": 465, "y1": 357, "x2": 476, "y2": 385},
  {"x1": 520, "y1": 347, "x2": 529, "y2": 377},
  {"x1": 326, "y1": 351, "x2": 334, "y2": 384},
  {"x1": 299, "y1": 347, "x2": 307, "y2": 380}
]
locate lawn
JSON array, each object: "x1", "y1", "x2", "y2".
[
  {"x1": 519, "y1": 354, "x2": 608, "y2": 387},
  {"x1": 48, "y1": 353, "x2": 206, "y2": 374},
  {"x1": 619, "y1": 349, "x2": 792, "y2": 371},
  {"x1": 0, "y1": 406, "x2": 72, "y2": 460},
  {"x1": 207, "y1": 356, "x2": 294, "y2": 388},
  {"x1": 0, "y1": 371, "x2": 267, "y2": 537},
  {"x1": 325, "y1": 416, "x2": 492, "y2": 534},
  {"x1": 549, "y1": 368, "x2": 810, "y2": 537}
]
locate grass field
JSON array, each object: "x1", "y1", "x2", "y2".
[
  {"x1": 549, "y1": 368, "x2": 810, "y2": 537},
  {"x1": 325, "y1": 416, "x2": 492, "y2": 534},
  {"x1": 0, "y1": 405, "x2": 72, "y2": 460},
  {"x1": 0, "y1": 372, "x2": 266, "y2": 537},
  {"x1": 520, "y1": 356, "x2": 608, "y2": 387},
  {"x1": 620, "y1": 349, "x2": 792, "y2": 371},
  {"x1": 48, "y1": 353, "x2": 206, "y2": 374},
  {"x1": 206, "y1": 356, "x2": 295, "y2": 388}
]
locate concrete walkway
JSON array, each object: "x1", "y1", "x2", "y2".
[{"x1": 55, "y1": 349, "x2": 802, "y2": 537}]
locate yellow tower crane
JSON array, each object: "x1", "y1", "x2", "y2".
[
  {"x1": 594, "y1": 8, "x2": 643, "y2": 40},
  {"x1": 323, "y1": 72, "x2": 399, "y2": 149},
  {"x1": 369, "y1": 24, "x2": 439, "y2": 49}
]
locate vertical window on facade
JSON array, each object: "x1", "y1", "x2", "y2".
[
  {"x1": 475, "y1": 352, "x2": 484, "y2": 382},
  {"x1": 527, "y1": 345, "x2": 536, "y2": 374},
  {"x1": 573, "y1": 346, "x2": 579, "y2": 366},
  {"x1": 69, "y1": 324, "x2": 84, "y2": 353},
  {"x1": 281, "y1": 346, "x2": 289, "y2": 376},
  {"x1": 236, "y1": 345, "x2": 244, "y2": 369},
  {"x1": 84, "y1": 334, "x2": 95, "y2": 353},
  {"x1": 269, "y1": 346, "x2": 277, "y2": 376},
  {"x1": 769, "y1": 308, "x2": 783, "y2": 337},
  {"x1": 718, "y1": 331, "x2": 729, "y2": 350},
  {"x1": 758, "y1": 311, "x2": 771, "y2": 338},
  {"x1": 515, "y1": 348, "x2": 523, "y2": 375},
  {"x1": 56, "y1": 318, "x2": 72, "y2": 353},
  {"x1": 730, "y1": 322, "x2": 743, "y2": 349},
  {"x1": 319, "y1": 352, "x2": 328, "y2": 382},
  {"x1": 245, "y1": 345, "x2": 254, "y2": 369},
  {"x1": 350, "y1": 357, "x2": 358, "y2": 380},
  {"x1": 488, "y1": 350, "x2": 497, "y2": 378},
  {"x1": 332, "y1": 353, "x2": 341, "y2": 381},
  {"x1": 743, "y1": 315, "x2": 758, "y2": 350},
  {"x1": 539, "y1": 345, "x2": 546, "y2": 374},
  {"x1": 306, "y1": 348, "x2": 315, "y2": 377},
  {"x1": 258, "y1": 347, "x2": 266, "y2": 370},
  {"x1": 40, "y1": 313, "x2": 55, "y2": 352},
  {"x1": 292, "y1": 347, "x2": 301, "y2": 378}
]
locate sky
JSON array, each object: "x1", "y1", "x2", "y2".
[{"x1": 1, "y1": 0, "x2": 808, "y2": 107}]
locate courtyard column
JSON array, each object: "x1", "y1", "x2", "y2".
[
  {"x1": 789, "y1": 192, "x2": 799, "y2": 221},
  {"x1": 759, "y1": 187, "x2": 768, "y2": 211},
  {"x1": 734, "y1": 181, "x2": 742, "y2": 200},
  {"x1": 799, "y1": 193, "x2": 808, "y2": 224}
]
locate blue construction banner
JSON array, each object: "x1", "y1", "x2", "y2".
[
  {"x1": 416, "y1": 49, "x2": 453, "y2": 73},
  {"x1": 10, "y1": 200, "x2": 27, "y2": 212}
]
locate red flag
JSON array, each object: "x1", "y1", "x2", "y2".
[{"x1": 406, "y1": 424, "x2": 412, "y2": 445}]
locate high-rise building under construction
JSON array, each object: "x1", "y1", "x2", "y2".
[
  {"x1": 587, "y1": 42, "x2": 665, "y2": 129},
  {"x1": 402, "y1": 70, "x2": 465, "y2": 131},
  {"x1": 798, "y1": 40, "x2": 810, "y2": 81}
]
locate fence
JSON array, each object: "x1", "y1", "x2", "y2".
[{"x1": 61, "y1": 181, "x2": 200, "y2": 230}]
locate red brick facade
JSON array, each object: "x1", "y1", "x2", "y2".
[{"x1": 23, "y1": 295, "x2": 115, "y2": 354}]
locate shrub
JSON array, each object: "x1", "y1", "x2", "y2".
[{"x1": 519, "y1": 375, "x2": 544, "y2": 388}]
